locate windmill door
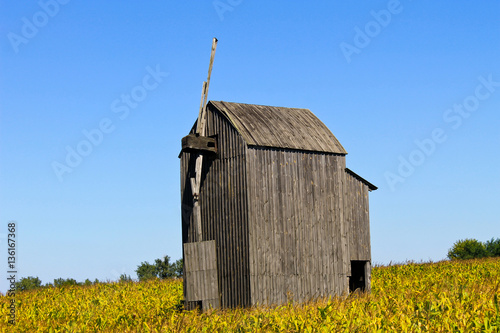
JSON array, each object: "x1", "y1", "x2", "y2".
[{"x1": 183, "y1": 240, "x2": 220, "y2": 310}]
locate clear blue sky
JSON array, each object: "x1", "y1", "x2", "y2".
[{"x1": 1, "y1": 1, "x2": 499, "y2": 292}]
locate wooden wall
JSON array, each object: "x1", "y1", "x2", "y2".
[
  {"x1": 246, "y1": 147, "x2": 349, "y2": 305},
  {"x1": 180, "y1": 105, "x2": 251, "y2": 309},
  {"x1": 344, "y1": 171, "x2": 371, "y2": 261}
]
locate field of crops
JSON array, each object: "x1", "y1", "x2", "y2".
[{"x1": 1, "y1": 257, "x2": 499, "y2": 332}]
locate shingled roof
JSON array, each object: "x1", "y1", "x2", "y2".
[{"x1": 208, "y1": 101, "x2": 347, "y2": 154}]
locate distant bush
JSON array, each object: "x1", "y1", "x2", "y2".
[
  {"x1": 136, "y1": 256, "x2": 183, "y2": 281},
  {"x1": 155, "y1": 257, "x2": 183, "y2": 279},
  {"x1": 15, "y1": 276, "x2": 42, "y2": 292},
  {"x1": 12, "y1": 255, "x2": 183, "y2": 293},
  {"x1": 53, "y1": 278, "x2": 80, "y2": 288},
  {"x1": 447, "y1": 239, "x2": 488, "y2": 260},
  {"x1": 136, "y1": 261, "x2": 158, "y2": 281},
  {"x1": 485, "y1": 238, "x2": 500, "y2": 257},
  {"x1": 119, "y1": 274, "x2": 133, "y2": 282}
]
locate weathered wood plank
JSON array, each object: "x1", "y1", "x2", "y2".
[
  {"x1": 345, "y1": 170, "x2": 372, "y2": 261},
  {"x1": 181, "y1": 134, "x2": 217, "y2": 155},
  {"x1": 184, "y1": 240, "x2": 219, "y2": 306}
]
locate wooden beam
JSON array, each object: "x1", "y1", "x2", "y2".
[
  {"x1": 196, "y1": 81, "x2": 207, "y2": 135},
  {"x1": 198, "y1": 37, "x2": 218, "y2": 136},
  {"x1": 192, "y1": 197, "x2": 203, "y2": 242},
  {"x1": 181, "y1": 134, "x2": 217, "y2": 155},
  {"x1": 190, "y1": 37, "x2": 218, "y2": 243}
]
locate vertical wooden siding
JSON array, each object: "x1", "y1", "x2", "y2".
[
  {"x1": 180, "y1": 105, "x2": 251, "y2": 308},
  {"x1": 344, "y1": 171, "x2": 371, "y2": 261},
  {"x1": 246, "y1": 147, "x2": 349, "y2": 305},
  {"x1": 183, "y1": 240, "x2": 219, "y2": 310}
]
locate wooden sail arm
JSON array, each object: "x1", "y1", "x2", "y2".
[
  {"x1": 187, "y1": 38, "x2": 218, "y2": 242},
  {"x1": 196, "y1": 38, "x2": 218, "y2": 136},
  {"x1": 196, "y1": 81, "x2": 207, "y2": 135}
]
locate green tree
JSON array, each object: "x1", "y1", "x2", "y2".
[
  {"x1": 485, "y1": 238, "x2": 500, "y2": 257},
  {"x1": 53, "y1": 278, "x2": 80, "y2": 288},
  {"x1": 15, "y1": 276, "x2": 42, "y2": 291},
  {"x1": 119, "y1": 273, "x2": 133, "y2": 282},
  {"x1": 155, "y1": 256, "x2": 178, "y2": 279},
  {"x1": 136, "y1": 256, "x2": 183, "y2": 281},
  {"x1": 447, "y1": 239, "x2": 488, "y2": 260},
  {"x1": 173, "y1": 258, "x2": 183, "y2": 278},
  {"x1": 136, "y1": 261, "x2": 158, "y2": 281}
]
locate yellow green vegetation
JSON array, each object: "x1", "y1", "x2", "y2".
[{"x1": 1, "y1": 258, "x2": 500, "y2": 332}]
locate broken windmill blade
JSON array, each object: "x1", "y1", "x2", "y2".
[
  {"x1": 183, "y1": 37, "x2": 218, "y2": 242},
  {"x1": 197, "y1": 37, "x2": 218, "y2": 136},
  {"x1": 193, "y1": 37, "x2": 218, "y2": 196}
]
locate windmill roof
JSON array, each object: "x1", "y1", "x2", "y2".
[
  {"x1": 208, "y1": 101, "x2": 347, "y2": 154},
  {"x1": 345, "y1": 168, "x2": 378, "y2": 191}
]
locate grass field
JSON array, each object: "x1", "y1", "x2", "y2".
[{"x1": 1, "y1": 258, "x2": 499, "y2": 332}]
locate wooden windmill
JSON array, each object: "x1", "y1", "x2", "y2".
[{"x1": 179, "y1": 39, "x2": 376, "y2": 311}]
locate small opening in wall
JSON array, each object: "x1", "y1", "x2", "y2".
[{"x1": 349, "y1": 260, "x2": 367, "y2": 293}]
